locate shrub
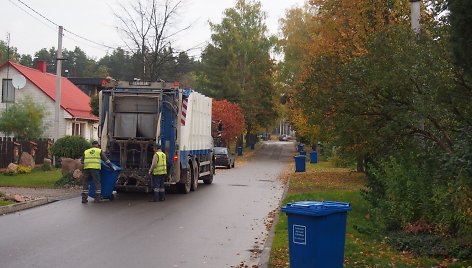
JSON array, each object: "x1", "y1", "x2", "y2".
[
  {"x1": 17, "y1": 165, "x2": 32, "y2": 174},
  {"x1": 0, "y1": 96, "x2": 46, "y2": 140},
  {"x1": 50, "y1": 136, "x2": 91, "y2": 159},
  {"x1": 3, "y1": 170, "x2": 16, "y2": 176},
  {"x1": 387, "y1": 232, "x2": 472, "y2": 259},
  {"x1": 437, "y1": 128, "x2": 472, "y2": 237},
  {"x1": 41, "y1": 162, "x2": 52, "y2": 171},
  {"x1": 363, "y1": 150, "x2": 439, "y2": 231},
  {"x1": 54, "y1": 172, "x2": 80, "y2": 187},
  {"x1": 364, "y1": 146, "x2": 472, "y2": 237}
]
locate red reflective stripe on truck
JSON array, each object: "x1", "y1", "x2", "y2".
[{"x1": 181, "y1": 98, "x2": 188, "y2": 126}]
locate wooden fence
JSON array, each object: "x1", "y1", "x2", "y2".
[{"x1": 0, "y1": 137, "x2": 53, "y2": 169}]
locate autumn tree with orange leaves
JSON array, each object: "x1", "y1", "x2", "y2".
[{"x1": 212, "y1": 99, "x2": 245, "y2": 148}]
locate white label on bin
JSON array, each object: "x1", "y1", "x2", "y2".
[{"x1": 293, "y1": 225, "x2": 306, "y2": 245}]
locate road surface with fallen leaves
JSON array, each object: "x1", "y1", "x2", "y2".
[{"x1": 0, "y1": 140, "x2": 294, "y2": 268}]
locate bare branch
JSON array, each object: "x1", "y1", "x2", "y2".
[{"x1": 114, "y1": 0, "x2": 190, "y2": 80}]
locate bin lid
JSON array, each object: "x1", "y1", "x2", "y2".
[
  {"x1": 281, "y1": 201, "x2": 351, "y2": 216},
  {"x1": 293, "y1": 155, "x2": 306, "y2": 159},
  {"x1": 101, "y1": 161, "x2": 122, "y2": 172}
]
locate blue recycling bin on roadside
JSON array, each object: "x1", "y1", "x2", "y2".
[
  {"x1": 294, "y1": 155, "x2": 306, "y2": 172},
  {"x1": 250, "y1": 143, "x2": 255, "y2": 150},
  {"x1": 310, "y1": 151, "x2": 318, "y2": 164},
  {"x1": 281, "y1": 201, "x2": 352, "y2": 268},
  {"x1": 88, "y1": 161, "x2": 122, "y2": 200},
  {"x1": 297, "y1": 143, "x2": 305, "y2": 152},
  {"x1": 237, "y1": 146, "x2": 243, "y2": 156}
]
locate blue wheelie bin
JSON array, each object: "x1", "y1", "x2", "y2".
[
  {"x1": 297, "y1": 143, "x2": 305, "y2": 152},
  {"x1": 309, "y1": 151, "x2": 318, "y2": 164},
  {"x1": 281, "y1": 201, "x2": 352, "y2": 268},
  {"x1": 294, "y1": 155, "x2": 306, "y2": 172},
  {"x1": 89, "y1": 161, "x2": 122, "y2": 200},
  {"x1": 237, "y1": 146, "x2": 243, "y2": 156}
]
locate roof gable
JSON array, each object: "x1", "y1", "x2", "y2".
[{"x1": 1, "y1": 61, "x2": 98, "y2": 120}]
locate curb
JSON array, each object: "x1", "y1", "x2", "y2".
[
  {"x1": 0, "y1": 192, "x2": 80, "y2": 215},
  {"x1": 0, "y1": 198, "x2": 50, "y2": 215},
  {"x1": 258, "y1": 167, "x2": 292, "y2": 268}
]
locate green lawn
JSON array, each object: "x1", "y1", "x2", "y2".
[
  {"x1": 0, "y1": 200, "x2": 15, "y2": 206},
  {"x1": 0, "y1": 169, "x2": 62, "y2": 188},
  {"x1": 268, "y1": 160, "x2": 472, "y2": 267}
]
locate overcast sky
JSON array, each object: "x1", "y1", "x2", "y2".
[{"x1": 1, "y1": 0, "x2": 305, "y2": 60}]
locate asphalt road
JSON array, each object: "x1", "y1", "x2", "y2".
[{"x1": 0, "y1": 141, "x2": 294, "y2": 268}]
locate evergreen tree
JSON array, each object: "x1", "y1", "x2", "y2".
[{"x1": 198, "y1": 0, "x2": 278, "y2": 138}]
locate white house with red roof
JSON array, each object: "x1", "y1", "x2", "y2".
[{"x1": 0, "y1": 61, "x2": 98, "y2": 141}]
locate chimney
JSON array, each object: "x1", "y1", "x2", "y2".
[{"x1": 35, "y1": 61, "x2": 47, "y2": 73}]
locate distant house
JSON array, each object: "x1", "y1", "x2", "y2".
[
  {"x1": 0, "y1": 61, "x2": 99, "y2": 141},
  {"x1": 68, "y1": 77, "x2": 107, "y2": 96}
]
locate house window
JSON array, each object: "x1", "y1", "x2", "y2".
[
  {"x1": 2, "y1": 79, "x2": 15, "y2": 103},
  {"x1": 72, "y1": 122, "x2": 85, "y2": 137}
]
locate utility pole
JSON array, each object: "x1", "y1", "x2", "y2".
[
  {"x1": 5, "y1": 33, "x2": 10, "y2": 114},
  {"x1": 410, "y1": 0, "x2": 421, "y2": 35},
  {"x1": 55, "y1": 26, "x2": 63, "y2": 142},
  {"x1": 410, "y1": 1, "x2": 424, "y2": 133},
  {"x1": 410, "y1": 0, "x2": 424, "y2": 142}
]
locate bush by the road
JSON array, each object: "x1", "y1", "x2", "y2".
[
  {"x1": 363, "y1": 141, "x2": 472, "y2": 240},
  {"x1": 50, "y1": 136, "x2": 91, "y2": 159},
  {"x1": 54, "y1": 172, "x2": 80, "y2": 187}
]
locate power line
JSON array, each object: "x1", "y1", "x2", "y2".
[
  {"x1": 7, "y1": 0, "x2": 57, "y2": 32},
  {"x1": 63, "y1": 28, "x2": 116, "y2": 50},
  {"x1": 16, "y1": 0, "x2": 60, "y2": 28},
  {"x1": 13, "y1": 0, "x2": 117, "y2": 51}
]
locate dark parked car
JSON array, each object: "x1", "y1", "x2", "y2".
[{"x1": 213, "y1": 147, "x2": 235, "y2": 169}]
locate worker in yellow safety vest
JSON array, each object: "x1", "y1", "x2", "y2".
[
  {"x1": 148, "y1": 144, "x2": 167, "y2": 202},
  {"x1": 81, "y1": 141, "x2": 116, "y2": 203}
]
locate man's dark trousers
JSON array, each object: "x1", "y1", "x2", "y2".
[{"x1": 152, "y1": 174, "x2": 165, "y2": 201}]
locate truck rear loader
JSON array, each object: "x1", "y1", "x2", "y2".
[{"x1": 98, "y1": 80, "x2": 215, "y2": 194}]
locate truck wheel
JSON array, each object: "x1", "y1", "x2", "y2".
[
  {"x1": 203, "y1": 165, "x2": 214, "y2": 185},
  {"x1": 178, "y1": 165, "x2": 191, "y2": 194},
  {"x1": 190, "y1": 163, "x2": 199, "y2": 191}
]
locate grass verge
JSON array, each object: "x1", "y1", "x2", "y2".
[
  {"x1": 0, "y1": 200, "x2": 15, "y2": 206},
  {"x1": 268, "y1": 160, "x2": 472, "y2": 267},
  {"x1": 0, "y1": 169, "x2": 62, "y2": 188}
]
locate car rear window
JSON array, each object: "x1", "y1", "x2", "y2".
[{"x1": 214, "y1": 147, "x2": 228, "y2": 154}]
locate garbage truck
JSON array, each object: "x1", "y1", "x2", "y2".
[{"x1": 98, "y1": 79, "x2": 215, "y2": 194}]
